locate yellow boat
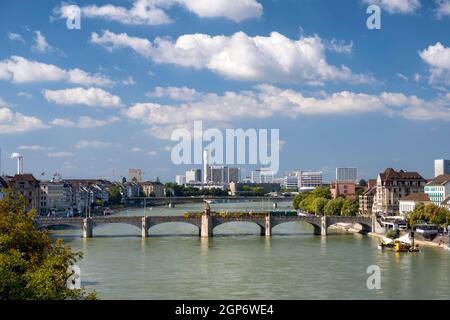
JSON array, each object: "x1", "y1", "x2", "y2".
[{"x1": 378, "y1": 234, "x2": 419, "y2": 253}]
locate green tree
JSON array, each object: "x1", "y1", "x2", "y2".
[
  {"x1": 313, "y1": 197, "x2": 328, "y2": 215},
  {"x1": 293, "y1": 192, "x2": 310, "y2": 210},
  {"x1": 324, "y1": 198, "x2": 345, "y2": 216},
  {"x1": 0, "y1": 192, "x2": 96, "y2": 300},
  {"x1": 358, "y1": 179, "x2": 367, "y2": 187},
  {"x1": 108, "y1": 186, "x2": 122, "y2": 205},
  {"x1": 121, "y1": 177, "x2": 126, "y2": 184},
  {"x1": 341, "y1": 199, "x2": 359, "y2": 216},
  {"x1": 312, "y1": 186, "x2": 332, "y2": 200}
]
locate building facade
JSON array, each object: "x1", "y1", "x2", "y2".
[
  {"x1": 330, "y1": 181, "x2": 356, "y2": 199},
  {"x1": 39, "y1": 181, "x2": 73, "y2": 215},
  {"x1": 336, "y1": 168, "x2": 357, "y2": 182},
  {"x1": 398, "y1": 193, "x2": 431, "y2": 215},
  {"x1": 185, "y1": 169, "x2": 201, "y2": 183},
  {"x1": 359, "y1": 185, "x2": 376, "y2": 215},
  {"x1": 128, "y1": 169, "x2": 143, "y2": 183},
  {"x1": 424, "y1": 174, "x2": 450, "y2": 206},
  {"x1": 9, "y1": 174, "x2": 40, "y2": 212},
  {"x1": 175, "y1": 175, "x2": 186, "y2": 185},
  {"x1": 434, "y1": 159, "x2": 450, "y2": 177},
  {"x1": 251, "y1": 168, "x2": 274, "y2": 183},
  {"x1": 298, "y1": 171, "x2": 322, "y2": 191},
  {"x1": 227, "y1": 167, "x2": 241, "y2": 183},
  {"x1": 372, "y1": 168, "x2": 426, "y2": 215},
  {"x1": 142, "y1": 181, "x2": 165, "y2": 197}
]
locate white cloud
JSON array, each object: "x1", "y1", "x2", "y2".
[
  {"x1": 8, "y1": 32, "x2": 25, "y2": 43},
  {"x1": 131, "y1": 147, "x2": 144, "y2": 152},
  {"x1": 17, "y1": 91, "x2": 32, "y2": 99},
  {"x1": 123, "y1": 84, "x2": 450, "y2": 139},
  {"x1": 75, "y1": 140, "x2": 113, "y2": 149},
  {"x1": 57, "y1": 0, "x2": 262, "y2": 25},
  {"x1": 0, "y1": 102, "x2": 49, "y2": 134},
  {"x1": 436, "y1": 0, "x2": 450, "y2": 18},
  {"x1": 363, "y1": 0, "x2": 421, "y2": 14},
  {"x1": 146, "y1": 86, "x2": 201, "y2": 101},
  {"x1": 18, "y1": 145, "x2": 47, "y2": 151},
  {"x1": 42, "y1": 87, "x2": 123, "y2": 108},
  {"x1": 47, "y1": 151, "x2": 74, "y2": 157},
  {"x1": 326, "y1": 39, "x2": 353, "y2": 54},
  {"x1": 177, "y1": 0, "x2": 262, "y2": 22},
  {"x1": 0, "y1": 56, "x2": 113, "y2": 86},
  {"x1": 91, "y1": 30, "x2": 153, "y2": 57},
  {"x1": 397, "y1": 73, "x2": 409, "y2": 81},
  {"x1": 419, "y1": 42, "x2": 450, "y2": 85},
  {"x1": 50, "y1": 116, "x2": 120, "y2": 128},
  {"x1": 32, "y1": 31, "x2": 52, "y2": 53},
  {"x1": 91, "y1": 30, "x2": 375, "y2": 85},
  {"x1": 122, "y1": 76, "x2": 136, "y2": 86}
]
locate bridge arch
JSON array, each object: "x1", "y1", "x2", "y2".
[
  {"x1": 147, "y1": 221, "x2": 200, "y2": 235},
  {"x1": 271, "y1": 220, "x2": 321, "y2": 235},
  {"x1": 326, "y1": 218, "x2": 372, "y2": 234},
  {"x1": 212, "y1": 220, "x2": 266, "y2": 235}
]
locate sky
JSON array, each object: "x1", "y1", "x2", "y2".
[{"x1": 0, "y1": 0, "x2": 449, "y2": 182}]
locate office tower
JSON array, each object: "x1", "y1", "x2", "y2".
[
  {"x1": 336, "y1": 167, "x2": 357, "y2": 182},
  {"x1": 128, "y1": 169, "x2": 143, "y2": 182},
  {"x1": 203, "y1": 149, "x2": 210, "y2": 183},
  {"x1": 435, "y1": 159, "x2": 450, "y2": 177},
  {"x1": 186, "y1": 169, "x2": 201, "y2": 183}
]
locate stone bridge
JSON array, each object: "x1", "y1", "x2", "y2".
[{"x1": 35, "y1": 211, "x2": 374, "y2": 238}]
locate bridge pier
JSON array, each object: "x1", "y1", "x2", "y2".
[
  {"x1": 321, "y1": 216, "x2": 328, "y2": 236},
  {"x1": 264, "y1": 215, "x2": 271, "y2": 237},
  {"x1": 201, "y1": 214, "x2": 213, "y2": 237},
  {"x1": 83, "y1": 218, "x2": 93, "y2": 238},
  {"x1": 141, "y1": 217, "x2": 149, "y2": 238}
]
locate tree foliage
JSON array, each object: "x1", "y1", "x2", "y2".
[
  {"x1": 293, "y1": 186, "x2": 358, "y2": 216},
  {"x1": 0, "y1": 192, "x2": 96, "y2": 300},
  {"x1": 108, "y1": 186, "x2": 122, "y2": 205},
  {"x1": 407, "y1": 203, "x2": 450, "y2": 227}
]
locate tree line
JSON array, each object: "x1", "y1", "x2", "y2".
[{"x1": 292, "y1": 187, "x2": 359, "y2": 216}]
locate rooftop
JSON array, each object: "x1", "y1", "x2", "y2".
[
  {"x1": 426, "y1": 174, "x2": 450, "y2": 186},
  {"x1": 400, "y1": 193, "x2": 430, "y2": 202},
  {"x1": 379, "y1": 168, "x2": 424, "y2": 181}
]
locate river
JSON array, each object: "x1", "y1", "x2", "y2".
[{"x1": 51, "y1": 201, "x2": 450, "y2": 299}]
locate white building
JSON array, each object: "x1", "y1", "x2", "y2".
[
  {"x1": 424, "y1": 174, "x2": 450, "y2": 206},
  {"x1": 175, "y1": 175, "x2": 186, "y2": 185},
  {"x1": 185, "y1": 169, "x2": 201, "y2": 183},
  {"x1": 336, "y1": 168, "x2": 357, "y2": 182},
  {"x1": 251, "y1": 168, "x2": 274, "y2": 183},
  {"x1": 372, "y1": 168, "x2": 426, "y2": 215},
  {"x1": 282, "y1": 173, "x2": 299, "y2": 190},
  {"x1": 40, "y1": 181, "x2": 73, "y2": 215},
  {"x1": 203, "y1": 149, "x2": 209, "y2": 183},
  {"x1": 434, "y1": 159, "x2": 450, "y2": 177},
  {"x1": 298, "y1": 171, "x2": 322, "y2": 191},
  {"x1": 398, "y1": 193, "x2": 431, "y2": 215}
]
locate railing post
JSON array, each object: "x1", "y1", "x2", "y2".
[
  {"x1": 83, "y1": 218, "x2": 93, "y2": 238},
  {"x1": 321, "y1": 215, "x2": 328, "y2": 236}
]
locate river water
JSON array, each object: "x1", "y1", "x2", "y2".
[{"x1": 51, "y1": 201, "x2": 450, "y2": 299}]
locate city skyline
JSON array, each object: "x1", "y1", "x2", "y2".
[{"x1": 0, "y1": 0, "x2": 449, "y2": 182}]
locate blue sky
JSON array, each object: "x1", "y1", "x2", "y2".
[{"x1": 0, "y1": 0, "x2": 449, "y2": 182}]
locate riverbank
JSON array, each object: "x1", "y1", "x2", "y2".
[{"x1": 330, "y1": 223, "x2": 449, "y2": 251}]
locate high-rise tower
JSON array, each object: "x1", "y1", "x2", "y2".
[{"x1": 203, "y1": 149, "x2": 209, "y2": 183}]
